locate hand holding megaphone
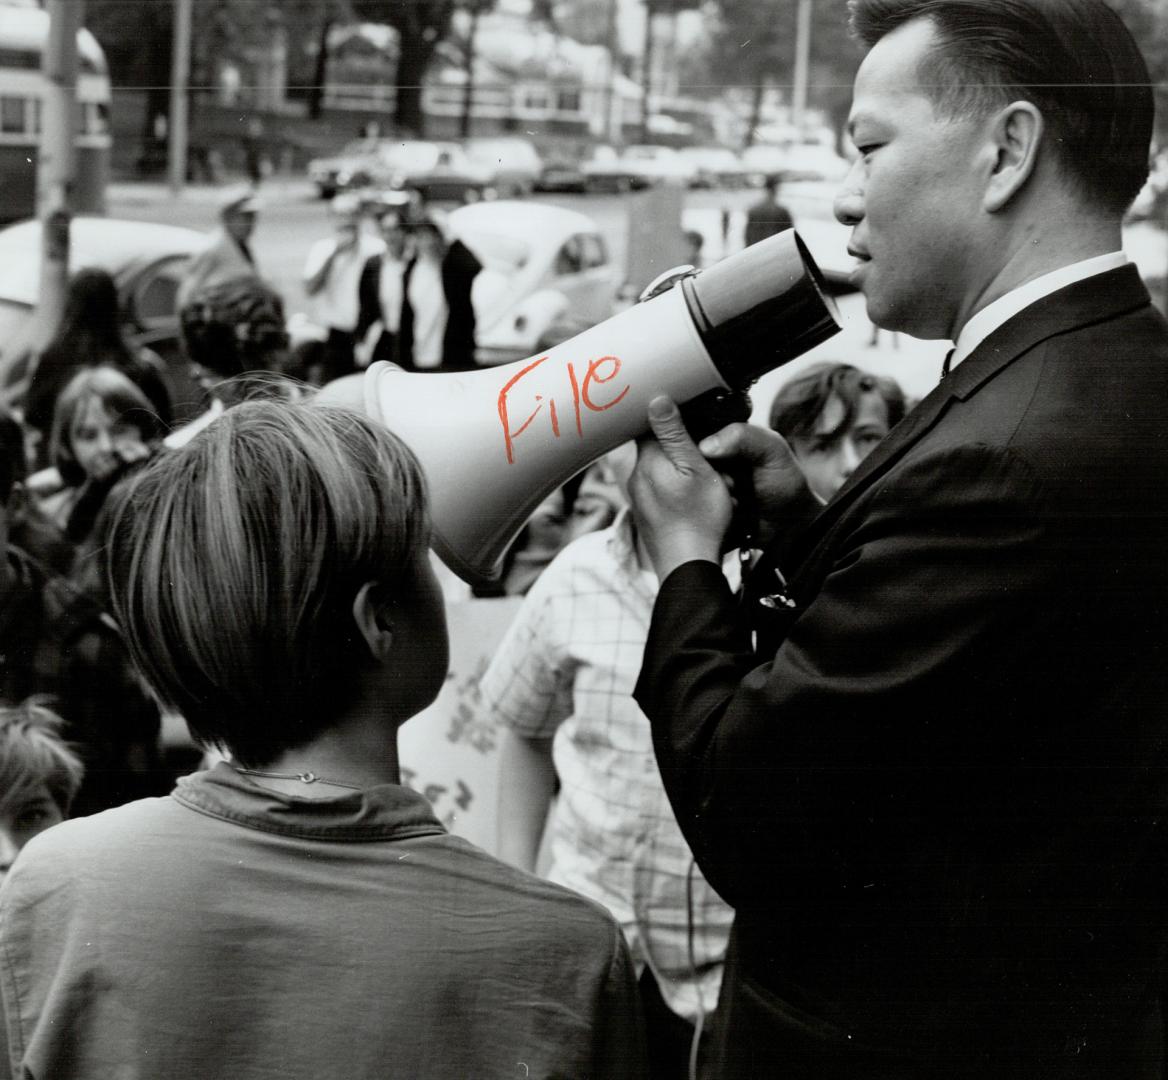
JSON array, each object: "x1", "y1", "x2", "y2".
[
  {"x1": 630, "y1": 395, "x2": 822, "y2": 582},
  {"x1": 317, "y1": 229, "x2": 842, "y2": 586}
]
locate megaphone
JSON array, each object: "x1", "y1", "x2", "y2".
[{"x1": 319, "y1": 229, "x2": 841, "y2": 586}]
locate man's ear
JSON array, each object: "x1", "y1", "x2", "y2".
[
  {"x1": 983, "y1": 101, "x2": 1044, "y2": 213},
  {"x1": 352, "y1": 581, "x2": 394, "y2": 664}
]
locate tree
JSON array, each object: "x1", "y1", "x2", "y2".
[
  {"x1": 701, "y1": 0, "x2": 862, "y2": 147},
  {"x1": 349, "y1": 0, "x2": 458, "y2": 136},
  {"x1": 281, "y1": 1, "x2": 355, "y2": 120}
]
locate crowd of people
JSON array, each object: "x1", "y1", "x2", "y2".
[{"x1": 0, "y1": 0, "x2": 1167, "y2": 1077}]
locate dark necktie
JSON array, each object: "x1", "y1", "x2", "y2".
[{"x1": 941, "y1": 347, "x2": 956, "y2": 379}]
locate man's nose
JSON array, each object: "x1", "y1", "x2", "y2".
[{"x1": 834, "y1": 162, "x2": 864, "y2": 227}]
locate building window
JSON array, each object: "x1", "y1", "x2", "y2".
[
  {"x1": 0, "y1": 97, "x2": 26, "y2": 135},
  {"x1": 520, "y1": 86, "x2": 550, "y2": 111},
  {"x1": 555, "y1": 88, "x2": 581, "y2": 113}
]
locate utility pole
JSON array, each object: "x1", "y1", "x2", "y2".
[
  {"x1": 168, "y1": 0, "x2": 193, "y2": 195},
  {"x1": 603, "y1": 0, "x2": 620, "y2": 143},
  {"x1": 791, "y1": 0, "x2": 812, "y2": 131},
  {"x1": 33, "y1": 0, "x2": 82, "y2": 353},
  {"x1": 639, "y1": 0, "x2": 654, "y2": 143}
]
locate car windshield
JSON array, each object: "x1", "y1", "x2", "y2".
[
  {"x1": 379, "y1": 143, "x2": 447, "y2": 171},
  {"x1": 455, "y1": 226, "x2": 532, "y2": 274}
]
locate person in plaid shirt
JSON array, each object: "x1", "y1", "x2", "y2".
[{"x1": 482, "y1": 443, "x2": 735, "y2": 1080}]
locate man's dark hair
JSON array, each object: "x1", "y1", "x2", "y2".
[
  {"x1": 848, "y1": 0, "x2": 1153, "y2": 214},
  {"x1": 769, "y1": 362, "x2": 907, "y2": 442}
]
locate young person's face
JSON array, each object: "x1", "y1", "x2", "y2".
[
  {"x1": 71, "y1": 398, "x2": 149, "y2": 482},
  {"x1": 0, "y1": 784, "x2": 63, "y2": 878},
  {"x1": 790, "y1": 390, "x2": 891, "y2": 503}
]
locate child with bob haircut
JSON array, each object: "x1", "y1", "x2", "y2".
[
  {"x1": 0, "y1": 399, "x2": 646, "y2": 1079},
  {"x1": 36, "y1": 365, "x2": 164, "y2": 544},
  {"x1": 0, "y1": 697, "x2": 82, "y2": 879}
]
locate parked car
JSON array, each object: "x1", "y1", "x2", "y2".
[
  {"x1": 676, "y1": 146, "x2": 749, "y2": 189},
  {"x1": 447, "y1": 200, "x2": 622, "y2": 365},
  {"x1": 618, "y1": 144, "x2": 696, "y2": 187},
  {"x1": 307, "y1": 137, "x2": 384, "y2": 200},
  {"x1": 581, "y1": 145, "x2": 652, "y2": 193},
  {"x1": 353, "y1": 140, "x2": 495, "y2": 203},
  {"x1": 534, "y1": 154, "x2": 589, "y2": 194},
  {"x1": 464, "y1": 137, "x2": 543, "y2": 197},
  {"x1": 0, "y1": 217, "x2": 209, "y2": 419}
]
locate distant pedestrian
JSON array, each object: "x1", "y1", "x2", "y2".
[
  {"x1": 355, "y1": 208, "x2": 412, "y2": 368},
  {"x1": 743, "y1": 174, "x2": 794, "y2": 248},
  {"x1": 398, "y1": 217, "x2": 481, "y2": 371},
  {"x1": 177, "y1": 187, "x2": 264, "y2": 311},
  {"x1": 302, "y1": 195, "x2": 384, "y2": 383}
]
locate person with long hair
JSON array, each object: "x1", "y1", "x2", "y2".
[{"x1": 24, "y1": 268, "x2": 171, "y2": 466}]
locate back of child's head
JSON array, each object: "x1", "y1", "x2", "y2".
[
  {"x1": 103, "y1": 399, "x2": 429, "y2": 767},
  {"x1": 768, "y1": 362, "x2": 907, "y2": 442},
  {"x1": 180, "y1": 277, "x2": 290, "y2": 379},
  {"x1": 0, "y1": 697, "x2": 83, "y2": 817},
  {"x1": 50, "y1": 366, "x2": 163, "y2": 486},
  {"x1": 0, "y1": 408, "x2": 25, "y2": 504}
]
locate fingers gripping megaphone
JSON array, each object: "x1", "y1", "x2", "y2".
[{"x1": 317, "y1": 229, "x2": 841, "y2": 586}]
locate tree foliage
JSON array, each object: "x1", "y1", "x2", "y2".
[{"x1": 348, "y1": 0, "x2": 458, "y2": 136}]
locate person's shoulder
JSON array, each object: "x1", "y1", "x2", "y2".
[
  {"x1": 6, "y1": 797, "x2": 182, "y2": 888},
  {"x1": 437, "y1": 836, "x2": 627, "y2": 950}
]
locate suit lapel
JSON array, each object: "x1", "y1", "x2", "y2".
[{"x1": 790, "y1": 264, "x2": 1151, "y2": 559}]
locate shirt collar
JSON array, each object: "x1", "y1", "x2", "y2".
[
  {"x1": 173, "y1": 761, "x2": 448, "y2": 842},
  {"x1": 949, "y1": 251, "x2": 1128, "y2": 371}
]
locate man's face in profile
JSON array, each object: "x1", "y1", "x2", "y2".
[{"x1": 835, "y1": 18, "x2": 991, "y2": 340}]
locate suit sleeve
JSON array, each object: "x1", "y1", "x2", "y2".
[{"x1": 634, "y1": 444, "x2": 1049, "y2": 910}]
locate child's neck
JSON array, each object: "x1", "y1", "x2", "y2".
[{"x1": 246, "y1": 712, "x2": 402, "y2": 798}]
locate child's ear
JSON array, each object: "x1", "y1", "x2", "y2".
[{"x1": 352, "y1": 580, "x2": 394, "y2": 663}]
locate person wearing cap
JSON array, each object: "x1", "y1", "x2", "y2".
[
  {"x1": 301, "y1": 195, "x2": 385, "y2": 383},
  {"x1": 177, "y1": 187, "x2": 264, "y2": 311}
]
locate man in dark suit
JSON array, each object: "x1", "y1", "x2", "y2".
[
  {"x1": 743, "y1": 175, "x2": 794, "y2": 249},
  {"x1": 627, "y1": 1, "x2": 1168, "y2": 1076}
]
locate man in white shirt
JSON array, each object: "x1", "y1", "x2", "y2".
[
  {"x1": 302, "y1": 195, "x2": 384, "y2": 382},
  {"x1": 626, "y1": 0, "x2": 1168, "y2": 1076}
]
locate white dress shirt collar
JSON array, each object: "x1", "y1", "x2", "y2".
[{"x1": 948, "y1": 251, "x2": 1128, "y2": 372}]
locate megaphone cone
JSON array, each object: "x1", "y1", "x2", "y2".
[{"x1": 318, "y1": 229, "x2": 841, "y2": 586}]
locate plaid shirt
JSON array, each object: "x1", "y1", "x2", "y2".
[{"x1": 480, "y1": 511, "x2": 735, "y2": 1022}]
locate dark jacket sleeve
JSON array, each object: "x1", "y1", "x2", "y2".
[
  {"x1": 354, "y1": 253, "x2": 382, "y2": 345},
  {"x1": 634, "y1": 444, "x2": 1050, "y2": 911},
  {"x1": 441, "y1": 240, "x2": 481, "y2": 370}
]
